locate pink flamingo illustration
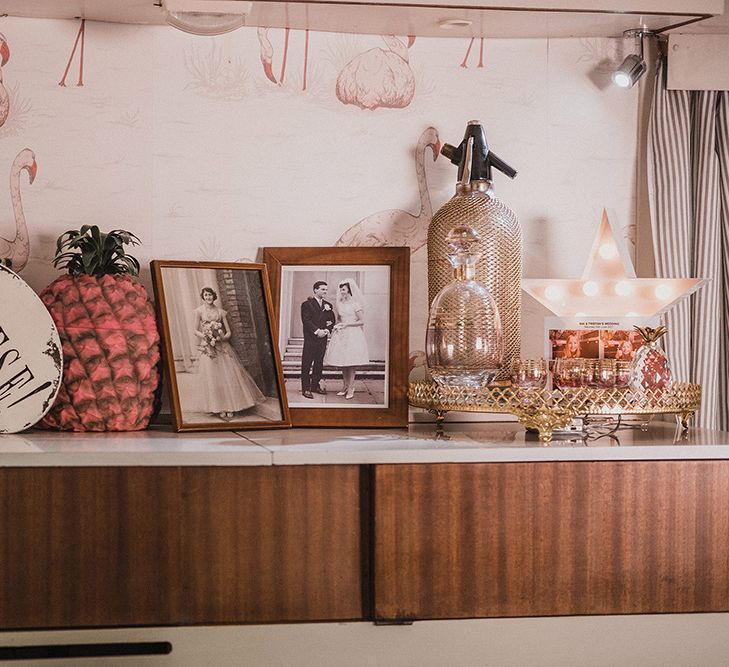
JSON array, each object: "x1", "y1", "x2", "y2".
[
  {"x1": 0, "y1": 33, "x2": 10, "y2": 128},
  {"x1": 336, "y1": 35, "x2": 416, "y2": 111},
  {"x1": 257, "y1": 27, "x2": 310, "y2": 91},
  {"x1": 461, "y1": 37, "x2": 485, "y2": 68},
  {"x1": 0, "y1": 149, "x2": 37, "y2": 272},
  {"x1": 335, "y1": 127, "x2": 440, "y2": 250},
  {"x1": 59, "y1": 19, "x2": 85, "y2": 87}
]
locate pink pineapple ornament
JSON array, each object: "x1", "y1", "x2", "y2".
[{"x1": 629, "y1": 325, "x2": 673, "y2": 395}]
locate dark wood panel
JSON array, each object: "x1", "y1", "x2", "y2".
[
  {"x1": 375, "y1": 461, "x2": 729, "y2": 620},
  {"x1": 180, "y1": 465, "x2": 363, "y2": 623},
  {"x1": 0, "y1": 467, "x2": 181, "y2": 629}
]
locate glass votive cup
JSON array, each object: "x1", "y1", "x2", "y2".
[
  {"x1": 591, "y1": 359, "x2": 616, "y2": 389},
  {"x1": 615, "y1": 360, "x2": 631, "y2": 388},
  {"x1": 554, "y1": 358, "x2": 584, "y2": 390},
  {"x1": 511, "y1": 358, "x2": 548, "y2": 389}
]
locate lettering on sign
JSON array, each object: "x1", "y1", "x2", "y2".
[
  {"x1": 0, "y1": 266, "x2": 62, "y2": 433},
  {"x1": 0, "y1": 324, "x2": 54, "y2": 408}
]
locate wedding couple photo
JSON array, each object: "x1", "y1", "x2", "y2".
[{"x1": 278, "y1": 266, "x2": 390, "y2": 408}]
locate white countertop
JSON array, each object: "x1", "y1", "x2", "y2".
[
  {"x1": 2, "y1": 421, "x2": 729, "y2": 466},
  {"x1": 0, "y1": 428, "x2": 270, "y2": 467}
]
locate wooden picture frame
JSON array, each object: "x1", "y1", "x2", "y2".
[
  {"x1": 263, "y1": 247, "x2": 409, "y2": 427},
  {"x1": 151, "y1": 260, "x2": 290, "y2": 431}
]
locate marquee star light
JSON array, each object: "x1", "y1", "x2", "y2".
[{"x1": 522, "y1": 210, "x2": 704, "y2": 318}]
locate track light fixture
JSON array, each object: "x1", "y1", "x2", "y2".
[{"x1": 613, "y1": 29, "x2": 653, "y2": 89}]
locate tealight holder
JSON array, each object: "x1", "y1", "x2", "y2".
[{"x1": 511, "y1": 358, "x2": 548, "y2": 389}]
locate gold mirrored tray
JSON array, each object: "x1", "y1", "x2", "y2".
[{"x1": 408, "y1": 381, "x2": 701, "y2": 442}]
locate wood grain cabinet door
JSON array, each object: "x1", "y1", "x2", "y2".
[
  {"x1": 374, "y1": 462, "x2": 729, "y2": 620},
  {"x1": 0, "y1": 467, "x2": 182, "y2": 629},
  {"x1": 0, "y1": 464, "x2": 366, "y2": 629},
  {"x1": 179, "y1": 465, "x2": 365, "y2": 624}
]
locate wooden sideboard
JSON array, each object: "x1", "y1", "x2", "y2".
[
  {"x1": 2, "y1": 424, "x2": 729, "y2": 630},
  {"x1": 0, "y1": 465, "x2": 364, "y2": 629},
  {"x1": 374, "y1": 461, "x2": 729, "y2": 620}
]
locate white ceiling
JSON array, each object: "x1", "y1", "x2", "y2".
[
  {"x1": 667, "y1": 0, "x2": 729, "y2": 33},
  {"x1": 1, "y1": 0, "x2": 727, "y2": 38}
]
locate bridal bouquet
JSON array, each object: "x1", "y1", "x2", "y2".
[{"x1": 199, "y1": 320, "x2": 224, "y2": 358}]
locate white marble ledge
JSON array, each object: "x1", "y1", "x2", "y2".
[
  {"x1": 2, "y1": 422, "x2": 729, "y2": 467},
  {"x1": 0, "y1": 427, "x2": 271, "y2": 467},
  {"x1": 246, "y1": 422, "x2": 729, "y2": 465}
]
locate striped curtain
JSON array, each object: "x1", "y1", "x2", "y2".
[{"x1": 647, "y1": 57, "x2": 729, "y2": 430}]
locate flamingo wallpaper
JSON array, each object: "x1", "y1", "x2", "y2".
[{"x1": 0, "y1": 17, "x2": 639, "y2": 370}]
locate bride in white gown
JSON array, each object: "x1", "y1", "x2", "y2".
[
  {"x1": 193, "y1": 286, "x2": 265, "y2": 419},
  {"x1": 323, "y1": 279, "x2": 369, "y2": 400}
]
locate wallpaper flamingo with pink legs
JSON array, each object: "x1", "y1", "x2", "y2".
[
  {"x1": 257, "y1": 27, "x2": 310, "y2": 90},
  {"x1": 334, "y1": 126, "x2": 440, "y2": 378},
  {"x1": 335, "y1": 127, "x2": 440, "y2": 249},
  {"x1": 58, "y1": 19, "x2": 85, "y2": 87},
  {"x1": 461, "y1": 37, "x2": 485, "y2": 68},
  {"x1": 0, "y1": 148, "x2": 37, "y2": 272},
  {"x1": 0, "y1": 33, "x2": 10, "y2": 128}
]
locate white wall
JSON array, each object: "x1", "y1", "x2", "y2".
[{"x1": 0, "y1": 18, "x2": 641, "y2": 366}]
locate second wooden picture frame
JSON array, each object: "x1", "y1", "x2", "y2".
[{"x1": 263, "y1": 247, "x2": 410, "y2": 427}]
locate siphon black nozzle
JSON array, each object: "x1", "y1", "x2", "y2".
[{"x1": 441, "y1": 121, "x2": 517, "y2": 183}]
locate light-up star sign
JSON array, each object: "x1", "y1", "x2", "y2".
[{"x1": 522, "y1": 210, "x2": 704, "y2": 317}]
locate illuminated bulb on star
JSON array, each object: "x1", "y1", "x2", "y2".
[
  {"x1": 614, "y1": 281, "x2": 633, "y2": 297},
  {"x1": 655, "y1": 284, "x2": 673, "y2": 301},
  {"x1": 599, "y1": 243, "x2": 618, "y2": 260},
  {"x1": 582, "y1": 281, "x2": 599, "y2": 297},
  {"x1": 544, "y1": 285, "x2": 563, "y2": 302}
]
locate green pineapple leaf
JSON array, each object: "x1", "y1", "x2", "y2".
[{"x1": 52, "y1": 225, "x2": 142, "y2": 277}]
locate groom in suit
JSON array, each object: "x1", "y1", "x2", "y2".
[{"x1": 300, "y1": 281, "x2": 334, "y2": 399}]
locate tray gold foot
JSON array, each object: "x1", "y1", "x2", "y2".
[
  {"x1": 538, "y1": 428, "x2": 554, "y2": 443},
  {"x1": 514, "y1": 407, "x2": 575, "y2": 445},
  {"x1": 679, "y1": 411, "x2": 694, "y2": 430},
  {"x1": 428, "y1": 409, "x2": 446, "y2": 425}
]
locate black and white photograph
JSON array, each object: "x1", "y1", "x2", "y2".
[
  {"x1": 278, "y1": 266, "x2": 390, "y2": 408},
  {"x1": 264, "y1": 247, "x2": 409, "y2": 427},
  {"x1": 151, "y1": 261, "x2": 290, "y2": 431}
]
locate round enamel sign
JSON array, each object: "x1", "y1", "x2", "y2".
[{"x1": 0, "y1": 264, "x2": 62, "y2": 433}]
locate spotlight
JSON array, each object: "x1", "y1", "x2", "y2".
[
  {"x1": 613, "y1": 29, "x2": 653, "y2": 89},
  {"x1": 613, "y1": 54, "x2": 647, "y2": 88}
]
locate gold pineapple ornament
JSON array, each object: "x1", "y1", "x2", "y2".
[{"x1": 629, "y1": 325, "x2": 673, "y2": 394}]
